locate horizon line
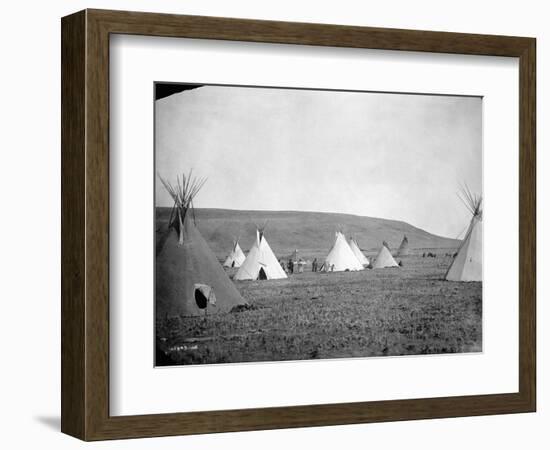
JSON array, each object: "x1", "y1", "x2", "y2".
[{"x1": 155, "y1": 205, "x2": 458, "y2": 241}]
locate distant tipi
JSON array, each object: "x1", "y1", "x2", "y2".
[
  {"x1": 156, "y1": 172, "x2": 247, "y2": 317},
  {"x1": 445, "y1": 187, "x2": 482, "y2": 282},
  {"x1": 349, "y1": 236, "x2": 370, "y2": 266},
  {"x1": 396, "y1": 235, "x2": 410, "y2": 257},
  {"x1": 223, "y1": 239, "x2": 246, "y2": 268},
  {"x1": 234, "y1": 226, "x2": 287, "y2": 280},
  {"x1": 373, "y1": 241, "x2": 399, "y2": 268},
  {"x1": 321, "y1": 231, "x2": 364, "y2": 272}
]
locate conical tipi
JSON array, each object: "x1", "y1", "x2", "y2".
[
  {"x1": 349, "y1": 236, "x2": 370, "y2": 266},
  {"x1": 234, "y1": 227, "x2": 287, "y2": 280},
  {"x1": 373, "y1": 241, "x2": 399, "y2": 268},
  {"x1": 156, "y1": 172, "x2": 247, "y2": 317},
  {"x1": 445, "y1": 187, "x2": 482, "y2": 282},
  {"x1": 396, "y1": 235, "x2": 410, "y2": 257},
  {"x1": 322, "y1": 231, "x2": 364, "y2": 272},
  {"x1": 223, "y1": 239, "x2": 246, "y2": 268}
]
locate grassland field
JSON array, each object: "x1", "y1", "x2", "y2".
[{"x1": 157, "y1": 250, "x2": 482, "y2": 365}]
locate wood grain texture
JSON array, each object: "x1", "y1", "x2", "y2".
[
  {"x1": 61, "y1": 9, "x2": 537, "y2": 441},
  {"x1": 85, "y1": 11, "x2": 111, "y2": 439},
  {"x1": 61, "y1": 10, "x2": 86, "y2": 439},
  {"x1": 518, "y1": 39, "x2": 536, "y2": 410},
  {"x1": 89, "y1": 8, "x2": 532, "y2": 56}
]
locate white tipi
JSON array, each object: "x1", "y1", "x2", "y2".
[
  {"x1": 349, "y1": 236, "x2": 370, "y2": 266},
  {"x1": 223, "y1": 239, "x2": 246, "y2": 268},
  {"x1": 234, "y1": 228, "x2": 287, "y2": 280},
  {"x1": 445, "y1": 187, "x2": 482, "y2": 282},
  {"x1": 372, "y1": 241, "x2": 399, "y2": 268},
  {"x1": 322, "y1": 231, "x2": 364, "y2": 272}
]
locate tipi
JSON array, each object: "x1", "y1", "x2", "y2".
[
  {"x1": 234, "y1": 227, "x2": 287, "y2": 280},
  {"x1": 396, "y1": 235, "x2": 410, "y2": 257},
  {"x1": 156, "y1": 172, "x2": 247, "y2": 317},
  {"x1": 373, "y1": 241, "x2": 399, "y2": 268},
  {"x1": 223, "y1": 239, "x2": 246, "y2": 268},
  {"x1": 445, "y1": 187, "x2": 482, "y2": 282},
  {"x1": 321, "y1": 231, "x2": 364, "y2": 272},
  {"x1": 349, "y1": 236, "x2": 370, "y2": 266}
]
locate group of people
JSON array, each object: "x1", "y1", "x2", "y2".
[{"x1": 278, "y1": 257, "x2": 321, "y2": 274}]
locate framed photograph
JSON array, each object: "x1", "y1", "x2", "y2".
[{"x1": 61, "y1": 9, "x2": 536, "y2": 440}]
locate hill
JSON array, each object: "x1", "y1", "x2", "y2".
[{"x1": 156, "y1": 208, "x2": 459, "y2": 260}]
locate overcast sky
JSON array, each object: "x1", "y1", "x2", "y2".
[{"x1": 155, "y1": 85, "x2": 481, "y2": 239}]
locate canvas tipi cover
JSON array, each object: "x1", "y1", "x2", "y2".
[
  {"x1": 322, "y1": 232, "x2": 364, "y2": 272},
  {"x1": 234, "y1": 229, "x2": 287, "y2": 280},
  {"x1": 396, "y1": 235, "x2": 410, "y2": 256},
  {"x1": 156, "y1": 173, "x2": 247, "y2": 317},
  {"x1": 223, "y1": 240, "x2": 246, "y2": 268},
  {"x1": 349, "y1": 237, "x2": 370, "y2": 266},
  {"x1": 445, "y1": 189, "x2": 482, "y2": 282},
  {"x1": 373, "y1": 242, "x2": 399, "y2": 268}
]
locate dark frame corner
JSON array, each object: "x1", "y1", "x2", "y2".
[{"x1": 61, "y1": 9, "x2": 536, "y2": 441}]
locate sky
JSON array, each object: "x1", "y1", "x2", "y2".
[{"x1": 155, "y1": 85, "x2": 482, "y2": 239}]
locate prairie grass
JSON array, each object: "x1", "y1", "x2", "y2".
[{"x1": 156, "y1": 254, "x2": 481, "y2": 365}]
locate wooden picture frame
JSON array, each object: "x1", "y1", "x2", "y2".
[{"x1": 61, "y1": 9, "x2": 536, "y2": 441}]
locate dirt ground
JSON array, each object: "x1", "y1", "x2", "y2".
[{"x1": 156, "y1": 252, "x2": 482, "y2": 365}]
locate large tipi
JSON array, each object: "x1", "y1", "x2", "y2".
[
  {"x1": 372, "y1": 241, "x2": 399, "y2": 268},
  {"x1": 234, "y1": 227, "x2": 287, "y2": 280},
  {"x1": 156, "y1": 173, "x2": 247, "y2": 317},
  {"x1": 445, "y1": 187, "x2": 482, "y2": 282},
  {"x1": 396, "y1": 235, "x2": 410, "y2": 257},
  {"x1": 223, "y1": 239, "x2": 246, "y2": 268},
  {"x1": 349, "y1": 236, "x2": 370, "y2": 266},
  {"x1": 322, "y1": 231, "x2": 364, "y2": 272}
]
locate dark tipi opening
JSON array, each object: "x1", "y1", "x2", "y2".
[
  {"x1": 258, "y1": 267, "x2": 267, "y2": 280},
  {"x1": 194, "y1": 288, "x2": 208, "y2": 309}
]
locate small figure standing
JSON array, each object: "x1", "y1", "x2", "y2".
[{"x1": 312, "y1": 258, "x2": 318, "y2": 272}]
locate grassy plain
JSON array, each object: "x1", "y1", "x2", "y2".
[{"x1": 156, "y1": 252, "x2": 482, "y2": 365}]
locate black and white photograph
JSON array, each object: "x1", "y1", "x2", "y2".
[
  {"x1": 2, "y1": 0, "x2": 542, "y2": 446},
  {"x1": 154, "y1": 83, "x2": 482, "y2": 366}
]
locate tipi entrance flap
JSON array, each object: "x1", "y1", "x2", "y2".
[{"x1": 193, "y1": 283, "x2": 217, "y2": 309}]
